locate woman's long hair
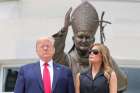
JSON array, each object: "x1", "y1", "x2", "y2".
[{"x1": 90, "y1": 43, "x2": 113, "y2": 81}]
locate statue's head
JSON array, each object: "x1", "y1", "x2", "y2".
[{"x1": 71, "y1": 1, "x2": 99, "y2": 53}]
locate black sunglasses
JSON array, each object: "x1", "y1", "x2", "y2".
[{"x1": 89, "y1": 49, "x2": 99, "y2": 55}]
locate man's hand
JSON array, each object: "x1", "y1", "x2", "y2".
[{"x1": 63, "y1": 7, "x2": 72, "y2": 30}]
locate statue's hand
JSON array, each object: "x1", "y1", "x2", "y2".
[{"x1": 63, "y1": 7, "x2": 72, "y2": 30}]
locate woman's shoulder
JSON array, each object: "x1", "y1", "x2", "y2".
[
  {"x1": 110, "y1": 70, "x2": 117, "y2": 81},
  {"x1": 80, "y1": 70, "x2": 90, "y2": 78}
]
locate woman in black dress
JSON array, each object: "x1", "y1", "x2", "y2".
[{"x1": 75, "y1": 43, "x2": 117, "y2": 93}]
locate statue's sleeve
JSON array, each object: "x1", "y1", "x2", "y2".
[
  {"x1": 52, "y1": 28, "x2": 69, "y2": 66},
  {"x1": 111, "y1": 58, "x2": 128, "y2": 92}
]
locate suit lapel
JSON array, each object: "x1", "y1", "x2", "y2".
[
  {"x1": 33, "y1": 62, "x2": 61, "y2": 92},
  {"x1": 52, "y1": 63, "x2": 61, "y2": 92},
  {"x1": 34, "y1": 62, "x2": 44, "y2": 91}
]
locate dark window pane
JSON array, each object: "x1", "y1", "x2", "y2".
[{"x1": 3, "y1": 68, "x2": 19, "y2": 92}]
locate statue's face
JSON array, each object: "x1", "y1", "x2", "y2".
[{"x1": 73, "y1": 31, "x2": 95, "y2": 52}]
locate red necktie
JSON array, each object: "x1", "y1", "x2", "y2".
[{"x1": 43, "y1": 63, "x2": 51, "y2": 93}]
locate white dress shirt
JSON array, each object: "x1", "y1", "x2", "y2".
[{"x1": 40, "y1": 59, "x2": 54, "y2": 89}]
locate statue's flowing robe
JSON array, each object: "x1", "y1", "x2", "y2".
[{"x1": 53, "y1": 30, "x2": 127, "y2": 92}]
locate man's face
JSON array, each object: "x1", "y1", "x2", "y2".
[
  {"x1": 73, "y1": 31, "x2": 95, "y2": 52},
  {"x1": 36, "y1": 39, "x2": 55, "y2": 62}
]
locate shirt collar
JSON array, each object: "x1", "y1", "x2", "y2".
[
  {"x1": 40, "y1": 59, "x2": 53, "y2": 67},
  {"x1": 86, "y1": 68, "x2": 104, "y2": 80}
]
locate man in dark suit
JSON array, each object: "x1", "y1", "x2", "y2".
[{"x1": 14, "y1": 36, "x2": 75, "y2": 93}]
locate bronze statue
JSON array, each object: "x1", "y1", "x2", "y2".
[{"x1": 52, "y1": 1, "x2": 127, "y2": 93}]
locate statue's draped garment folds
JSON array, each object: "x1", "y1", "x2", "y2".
[{"x1": 53, "y1": 2, "x2": 127, "y2": 92}]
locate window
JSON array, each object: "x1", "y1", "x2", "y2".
[
  {"x1": 0, "y1": 59, "x2": 36, "y2": 93},
  {"x1": 0, "y1": 64, "x2": 21, "y2": 93},
  {"x1": 2, "y1": 67, "x2": 19, "y2": 92}
]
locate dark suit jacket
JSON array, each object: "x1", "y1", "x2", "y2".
[{"x1": 14, "y1": 61, "x2": 75, "y2": 93}]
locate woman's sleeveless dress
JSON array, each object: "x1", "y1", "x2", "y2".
[{"x1": 80, "y1": 69, "x2": 109, "y2": 93}]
